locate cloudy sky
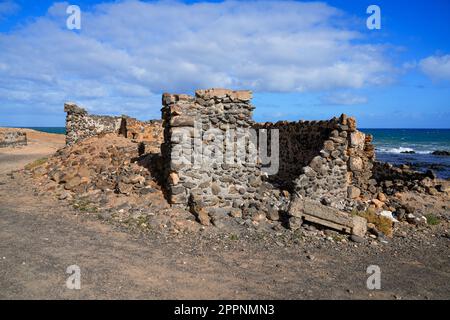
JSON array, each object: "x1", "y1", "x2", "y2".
[{"x1": 0, "y1": 0, "x2": 449, "y2": 127}]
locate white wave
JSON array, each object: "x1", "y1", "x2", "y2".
[{"x1": 377, "y1": 147, "x2": 431, "y2": 154}]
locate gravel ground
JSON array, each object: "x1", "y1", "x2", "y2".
[{"x1": 0, "y1": 172, "x2": 449, "y2": 300}]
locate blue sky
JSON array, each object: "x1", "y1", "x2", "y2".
[{"x1": 0, "y1": 0, "x2": 449, "y2": 128}]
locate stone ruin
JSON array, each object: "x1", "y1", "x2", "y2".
[
  {"x1": 64, "y1": 88, "x2": 381, "y2": 236},
  {"x1": 0, "y1": 129, "x2": 27, "y2": 148},
  {"x1": 64, "y1": 102, "x2": 163, "y2": 154},
  {"x1": 160, "y1": 89, "x2": 372, "y2": 235}
]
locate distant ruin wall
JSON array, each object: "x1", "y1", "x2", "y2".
[
  {"x1": 64, "y1": 103, "x2": 163, "y2": 150},
  {"x1": 119, "y1": 117, "x2": 163, "y2": 154},
  {"x1": 64, "y1": 103, "x2": 122, "y2": 145},
  {"x1": 0, "y1": 130, "x2": 27, "y2": 148}
]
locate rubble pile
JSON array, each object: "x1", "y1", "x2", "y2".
[{"x1": 27, "y1": 134, "x2": 206, "y2": 233}]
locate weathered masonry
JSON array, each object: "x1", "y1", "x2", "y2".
[
  {"x1": 64, "y1": 88, "x2": 376, "y2": 235},
  {"x1": 0, "y1": 130, "x2": 27, "y2": 148},
  {"x1": 64, "y1": 102, "x2": 163, "y2": 153},
  {"x1": 161, "y1": 89, "x2": 265, "y2": 211},
  {"x1": 161, "y1": 89, "x2": 375, "y2": 215}
]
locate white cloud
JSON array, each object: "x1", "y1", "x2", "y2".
[
  {"x1": 0, "y1": 0, "x2": 393, "y2": 117},
  {"x1": 419, "y1": 54, "x2": 450, "y2": 82},
  {"x1": 321, "y1": 92, "x2": 368, "y2": 105},
  {"x1": 0, "y1": 0, "x2": 19, "y2": 20}
]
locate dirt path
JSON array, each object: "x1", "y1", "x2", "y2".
[{"x1": 0, "y1": 172, "x2": 449, "y2": 299}]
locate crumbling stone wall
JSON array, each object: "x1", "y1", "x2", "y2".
[
  {"x1": 254, "y1": 115, "x2": 375, "y2": 210},
  {"x1": 65, "y1": 90, "x2": 376, "y2": 216},
  {"x1": 0, "y1": 130, "x2": 27, "y2": 148},
  {"x1": 64, "y1": 103, "x2": 122, "y2": 145},
  {"x1": 291, "y1": 115, "x2": 375, "y2": 209},
  {"x1": 161, "y1": 88, "x2": 376, "y2": 215},
  {"x1": 161, "y1": 89, "x2": 264, "y2": 212},
  {"x1": 253, "y1": 120, "x2": 337, "y2": 190},
  {"x1": 119, "y1": 117, "x2": 163, "y2": 153},
  {"x1": 347, "y1": 126, "x2": 376, "y2": 198},
  {"x1": 64, "y1": 103, "x2": 163, "y2": 151}
]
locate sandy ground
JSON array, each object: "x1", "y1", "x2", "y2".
[{"x1": 0, "y1": 128, "x2": 65, "y2": 174}]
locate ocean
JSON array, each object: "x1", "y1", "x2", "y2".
[
  {"x1": 26, "y1": 127, "x2": 450, "y2": 179},
  {"x1": 26, "y1": 127, "x2": 66, "y2": 134},
  {"x1": 361, "y1": 129, "x2": 450, "y2": 179}
]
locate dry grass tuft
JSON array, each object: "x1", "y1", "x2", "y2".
[
  {"x1": 25, "y1": 157, "x2": 48, "y2": 170},
  {"x1": 352, "y1": 208, "x2": 393, "y2": 237}
]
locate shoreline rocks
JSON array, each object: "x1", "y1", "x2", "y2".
[{"x1": 432, "y1": 150, "x2": 450, "y2": 156}]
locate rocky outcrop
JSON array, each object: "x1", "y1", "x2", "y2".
[
  {"x1": 372, "y1": 162, "x2": 438, "y2": 195},
  {"x1": 432, "y1": 150, "x2": 450, "y2": 156}
]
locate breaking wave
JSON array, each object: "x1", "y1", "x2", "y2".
[{"x1": 377, "y1": 147, "x2": 431, "y2": 154}]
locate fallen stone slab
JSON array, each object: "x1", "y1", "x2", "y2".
[{"x1": 289, "y1": 198, "x2": 367, "y2": 237}]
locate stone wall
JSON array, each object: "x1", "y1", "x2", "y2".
[
  {"x1": 0, "y1": 130, "x2": 27, "y2": 148},
  {"x1": 161, "y1": 89, "x2": 263, "y2": 214},
  {"x1": 291, "y1": 115, "x2": 375, "y2": 209},
  {"x1": 255, "y1": 115, "x2": 374, "y2": 210},
  {"x1": 64, "y1": 91, "x2": 376, "y2": 216},
  {"x1": 64, "y1": 103, "x2": 163, "y2": 152},
  {"x1": 347, "y1": 125, "x2": 376, "y2": 198},
  {"x1": 64, "y1": 102, "x2": 122, "y2": 145},
  {"x1": 118, "y1": 117, "x2": 163, "y2": 154},
  {"x1": 161, "y1": 88, "x2": 376, "y2": 216},
  {"x1": 253, "y1": 120, "x2": 338, "y2": 190}
]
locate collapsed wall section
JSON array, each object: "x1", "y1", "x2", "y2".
[
  {"x1": 64, "y1": 103, "x2": 164, "y2": 151},
  {"x1": 119, "y1": 117, "x2": 163, "y2": 154},
  {"x1": 253, "y1": 120, "x2": 337, "y2": 190},
  {"x1": 64, "y1": 103, "x2": 122, "y2": 145},
  {"x1": 255, "y1": 115, "x2": 376, "y2": 210},
  {"x1": 291, "y1": 115, "x2": 374, "y2": 208}
]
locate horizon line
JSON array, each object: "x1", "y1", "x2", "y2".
[{"x1": 2, "y1": 126, "x2": 450, "y2": 130}]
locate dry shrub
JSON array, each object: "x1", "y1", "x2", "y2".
[
  {"x1": 25, "y1": 157, "x2": 47, "y2": 170},
  {"x1": 353, "y1": 208, "x2": 393, "y2": 237}
]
